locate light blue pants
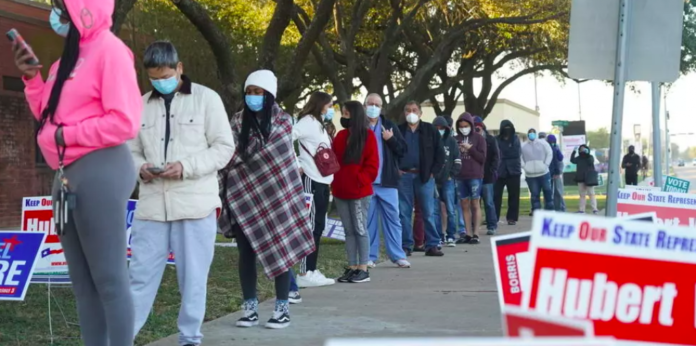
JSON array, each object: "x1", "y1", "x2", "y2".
[
  {"x1": 129, "y1": 212, "x2": 217, "y2": 346},
  {"x1": 368, "y1": 185, "x2": 407, "y2": 262}
]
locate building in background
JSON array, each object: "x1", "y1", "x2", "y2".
[{"x1": 420, "y1": 98, "x2": 540, "y2": 134}]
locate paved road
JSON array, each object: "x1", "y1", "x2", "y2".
[
  {"x1": 147, "y1": 220, "x2": 533, "y2": 346},
  {"x1": 674, "y1": 165, "x2": 696, "y2": 192}
]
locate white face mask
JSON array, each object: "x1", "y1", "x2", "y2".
[
  {"x1": 459, "y1": 127, "x2": 471, "y2": 136},
  {"x1": 406, "y1": 113, "x2": 419, "y2": 124}
]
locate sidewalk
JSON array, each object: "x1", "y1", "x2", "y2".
[{"x1": 147, "y1": 218, "x2": 533, "y2": 346}]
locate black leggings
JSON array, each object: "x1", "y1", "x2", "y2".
[
  {"x1": 236, "y1": 225, "x2": 290, "y2": 301},
  {"x1": 494, "y1": 175, "x2": 521, "y2": 222},
  {"x1": 301, "y1": 175, "x2": 330, "y2": 273}
]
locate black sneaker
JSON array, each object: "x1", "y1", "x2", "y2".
[
  {"x1": 425, "y1": 247, "x2": 445, "y2": 256},
  {"x1": 404, "y1": 248, "x2": 413, "y2": 257},
  {"x1": 183, "y1": 344, "x2": 198, "y2": 346},
  {"x1": 469, "y1": 235, "x2": 480, "y2": 244},
  {"x1": 456, "y1": 235, "x2": 472, "y2": 244},
  {"x1": 349, "y1": 269, "x2": 370, "y2": 283},
  {"x1": 265, "y1": 312, "x2": 291, "y2": 329},
  {"x1": 236, "y1": 311, "x2": 259, "y2": 328},
  {"x1": 288, "y1": 291, "x2": 302, "y2": 304},
  {"x1": 508, "y1": 221, "x2": 516, "y2": 226},
  {"x1": 413, "y1": 246, "x2": 426, "y2": 252},
  {"x1": 337, "y1": 268, "x2": 356, "y2": 283}
]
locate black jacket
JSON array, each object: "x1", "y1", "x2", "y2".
[
  {"x1": 571, "y1": 151, "x2": 595, "y2": 183},
  {"x1": 496, "y1": 120, "x2": 522, "y2": 178},
  {"x1": 621, "y1": 153, "x2": 641, "y2": 176},
  {"x1": 435, "y1": 127, "x2": 461, "y2": 185},
  {"x1": 374, "y1": 116, "x2": 407, "y2": 188},
  {"x1": 398, "y1": 121, "x2": 445, "y2": 183},
  {"x1": 482, "y1": 130, "x2": 500, "y2": 184}
]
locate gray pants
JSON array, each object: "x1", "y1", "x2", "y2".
[
  {"x1": 52, "y1": 145, "x2": 136, "y2": 346},
  {"x1": 552, "y1": 175, "x2": 566, "y2": 212},
  {"x1": 335, "y1": 196, "x2": 371, "y2": 266}
]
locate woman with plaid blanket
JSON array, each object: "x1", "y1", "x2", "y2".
[{"x1": 218, "y1": 70, "x2": 315, "y2": 329}]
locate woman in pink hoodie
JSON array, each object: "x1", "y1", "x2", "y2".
[{"x1": 12, "y1": 0, "x2": 142, "y2": 344}]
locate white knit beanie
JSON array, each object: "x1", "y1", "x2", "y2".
[{"x1": 244, "y1": 70, "x2": 278, "y2": 98}]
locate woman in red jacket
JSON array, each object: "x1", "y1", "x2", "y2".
[{"x1": 332, "y1": 101, "x2": 379, "y2": 284}]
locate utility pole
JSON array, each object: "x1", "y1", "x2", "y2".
[{"x1": 652, "y1": 83, "x2": 662, "y2": 187}]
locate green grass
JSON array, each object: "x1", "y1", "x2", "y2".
[{"x1": 0, "y1": 236, "x2": 357, "y2": 346}]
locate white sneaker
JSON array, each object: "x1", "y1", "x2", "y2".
[
  {"x1": 367, "y1": 261, "x2": 377, "y2": 268},
  {"x1": 288, "y1": 291, "x2": 302, "y2": 304},
  {"x1": 296, "y1": 271, "x2": 335, "y2": 288}
]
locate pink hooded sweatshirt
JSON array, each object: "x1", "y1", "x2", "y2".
[{"x1": 23, "y1": 0, "x2": 142, "y2": 170}]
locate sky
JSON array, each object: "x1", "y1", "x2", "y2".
[{"x1": 493, "y1": 69, "x2": 696, "y2": 151}]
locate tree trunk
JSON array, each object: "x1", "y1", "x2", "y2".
[
  {"x1": 111, "y1": 0, "x2": 138, "y2": 35},
  {"x1": 258, "y1": 0, "x2": 295, "y2": 71}
]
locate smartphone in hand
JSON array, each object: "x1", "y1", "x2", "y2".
[
  {"x1": 147, "y1": 167, "x2": 165, "y2": 175},
  {"x1": 6, "y1": 29, "x2": 39, "y2": 65}
]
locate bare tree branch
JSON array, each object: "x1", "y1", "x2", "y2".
[
  {"x1": 112, "y1": 0, "x2": 138, "y2": 35},
  {"x1": 259, "y1": 0, "x2": 295, "y2": 70}
]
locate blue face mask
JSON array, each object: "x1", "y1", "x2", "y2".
[
  {"x1": 50, "y1": 8, "x2": 70, "y2": 37},
  {"x1": 366, "y1": 105, "x2": 381, "y2": 119},
  {"x1": 439, "y1": 129, "x2": 445, "y2": 137},
  {"x1": 150, "y1": 76, "x2": 179, "y2": 95},
  {"x1": 528, "y1": 133, "x2": 537, "y2": 141},
  {"x1": 582, "y1": 148, "x2": 590, "y2": 154},
  {"x1": 324, "y1": 108, "x2": 335, "y2": 121},
  {"x1": 245, "y1": 95, "x2": 264, "y2": 112}
]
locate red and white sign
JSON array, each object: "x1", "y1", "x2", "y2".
[
  {"x1": 524, "y1": 211, "x2": 696, "y2": 346},
  {"x1": 21, "y1": 196, "x2": 65, "y2": 274},
  {"x1": 491, "y1": 232, "x2": 531, "y2": 309},
  {"x1": 325, "y1": 337, "x2": 614, "y2": 346},
  {"x1": 617, "y1": 188, "x2": 696, "y2": 228},
  {"x1": 503, "y1": 305, "x2": 594, "y2": 337}
]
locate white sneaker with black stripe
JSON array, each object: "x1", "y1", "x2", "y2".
[
  {"x1": 236, "y1": 311, "x2": 259, "y2": 328},
  {"x1": 288, "y1": 291, "x2": 302, "y2": 304},
  {"x1": 265, "y1": 311, "x2": 291, "y2": 329}
]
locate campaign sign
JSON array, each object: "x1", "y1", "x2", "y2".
[
  {"x1": 617, "y1": 189, "x2": 696, "y2": 228},
  {"x1": 663, "y1": 176, "x2": 690, "y2": 194},
  {"x1": 0, "y1": 231, "x2": 47, "y2": 300},
  {"x1": 322, "y1": 217, "x2": 346, "y2": 241},
  {"x1": 125, "y1": 200, "x2": 175, "y2": 265},
  {"x1": 623, "y1": 212, "x2": 657, "y2": 223},
  {"x1": 502, "y1": 305, "x2": 594, "y2": 337},
  {"x1": 490, "y1": 232, "x2": 531, "y2": 309},
  {"x1": 325, "y1": 338, "x2": 614, "y2": 346},
  {"x1": 524, "y1": 211, "x2": 696, "y2": 346}
]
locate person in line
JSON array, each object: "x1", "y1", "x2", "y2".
[
  {"x1": 641, "y1": 155, "x2": 649, "y2": 180},
  {"x1": 474, "y1": 116, "x2": 499, "y2": 235},
  {"x1": 521, "y1": 128, "x2": 554, "y2": 214},
  {"x1": 364, "y1": 94, "x2": 411, "y2": 268},
  {"x1": 128, "y1": 41, "x2": 235, "y2": 346},
  {"x1": 333, "y1": 101, "x2": 380, "y2": 283},
  {"x1": 398, "y1": 101, "x2": 446, "y2": 256},
  {"x1": 453, "y1": 113, "x2": 487, "y2": 245},
  {"x1": 292, "y1": 91, "x2": 336, "y2": 288},
  {"x1": 571, "y1": 144, "x2": 599, "y2": 214},
  {"x1": 432, "y1": 116, "x2": 461, "y2": 247},
  {"x1": 411, "y1": 198, "x2": 426, "y2": 251},
  {"x1": 450, "y1": 116, "x2": 468, "y2": 237},
  {"x1": 494, "y1": 120, "x2": 522, "y2": 225},
  {"x1": 13, "y1": 0, "x2": 142, "y2": 344},
  {"x1": 546, "y1": 134, "x2": 566, "y2": 212},
  {"x1": 219, "y1": 70, "x2": 315, "y2": 329},
  {"x1": 621, "y1": 145, "x2": 641, "y2": 186}
]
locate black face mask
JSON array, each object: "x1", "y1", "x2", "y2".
[
  {"x1": 340, "y1": 117, "x2": 351, "y2": 129},
  {"x1": 503, "y1": 127, "x2": 512, "y2": 134}
]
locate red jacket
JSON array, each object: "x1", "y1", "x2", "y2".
[{"x1": 331, "y1": 129, "x2": 379, "y2": 200}]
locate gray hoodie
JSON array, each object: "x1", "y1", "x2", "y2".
[{"x1": 521, "y1": 130, "x2": 553, "y2": 178}]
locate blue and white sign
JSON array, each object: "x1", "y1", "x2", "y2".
[{"x1": 0, "y1": 231, "x2": 47, "y2": 301}]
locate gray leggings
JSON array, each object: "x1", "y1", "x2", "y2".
[
  {"x1": 51, "y1": 145, "x2": 136, "y2": 346},
  {"x1": 335, "y1": 196, "x2": 371, "y2": 266}
]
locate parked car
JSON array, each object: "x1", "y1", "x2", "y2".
[{"x1": 678, "y1": 159, "x2": 685, "y2": 167}]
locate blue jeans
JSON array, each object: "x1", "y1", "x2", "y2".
[
  {"x1": 368, "y1": 186, "x2": 407, "y2": 262},
  {"x1": 526, "y1": 173, "x2": 554, "y2": 211},
  {"x1": 289, "y1": 268, "x2": 298, "y2": 292},
  {"x1": 481, "y1": 183, "x2": 497, "y2": 230},
  {"x1": 434, "y1": 180, "x2": 457, "y2": 240},
  {"x1": 455, "y1": 184, "x2": 466, "y2": 235},
  {"x1": 399, "y1": 173, "x2": 440, "y2": 250}
]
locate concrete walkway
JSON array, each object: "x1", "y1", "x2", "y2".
[{"x1": 147, "y1": 218, "x2": 533, "y2": 346}]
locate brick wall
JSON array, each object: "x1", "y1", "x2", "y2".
[{"x1": 0, "y1": 0, "x2": 57, "y2": 228}]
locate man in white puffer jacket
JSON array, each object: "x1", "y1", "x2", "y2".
[{"x1": 521, "y1": 128, "x2": 554, "y2": 214}]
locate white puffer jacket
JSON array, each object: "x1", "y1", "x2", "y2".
[{"x1": 129, "y1": 81, "x2": 235, "y2": 222}]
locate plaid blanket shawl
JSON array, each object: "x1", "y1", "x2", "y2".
[{"x1": 218, "y1": 104, "x2": 315, "y2": 279}]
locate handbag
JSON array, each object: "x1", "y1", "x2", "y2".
[
  {"x1": 584, "y1": 170, "x2": 599, "y2": 187},
  {"x1": 300, "y1": 141, "x2": 340, "y2": 177}
]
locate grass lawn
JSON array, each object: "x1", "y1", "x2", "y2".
[{"x1": 0, "y1": 237, "x2": 360, "y2": 346}]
